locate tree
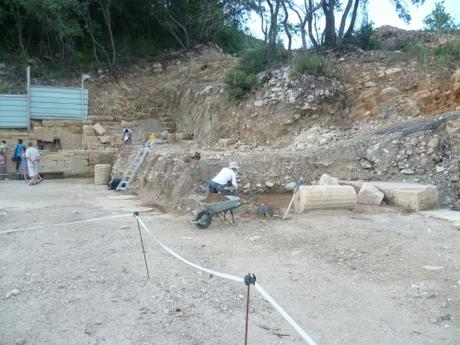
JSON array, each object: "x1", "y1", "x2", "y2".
[
  {"x1": 288, "y1": 0, "x2": 324, "y2": 49},
  {"x1": 318, "y1": 0, "x2": 426, "y2": 47},
  {"x1": 265, "y1": 0, "x2": 282, "y2": 67},
  {"x1": 423, "y1": 1, "x2": 457, "y2": 33}
]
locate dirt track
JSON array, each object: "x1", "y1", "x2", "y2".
[{"x1": 1, "y1": 179, "x2": 459, "y2": 345}]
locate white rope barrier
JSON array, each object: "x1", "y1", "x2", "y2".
[
  {"x1": 0, "y1": 210, "x2": 319, "y2": 345},
  {"x1": 0, "y1": 213, "x2": 133, "y2": 235},
  {"x1": 135, "y1": 215, "x2": 319, "y2": 345}
]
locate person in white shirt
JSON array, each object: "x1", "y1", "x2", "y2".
[
  {"x1": 122, "y1": 128, "x2": 132, "y2": 144},
  {"x1": 25, "y1": 142, "x2": 42, "y2": 185},
  {"x1": 208, "y1": 161, "x2": 239, "y2": 194}
]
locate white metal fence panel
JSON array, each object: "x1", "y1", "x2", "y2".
[
  {"x1": 0, "y1": 95, "x2": 28, "y2": 128},
  {"x1": 30, "y1": 86, "x2": 88, "y2": 120}
]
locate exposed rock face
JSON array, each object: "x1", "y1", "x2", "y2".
[{"x1": 112, "y1": 112, "x2": 460, "y2": 211}]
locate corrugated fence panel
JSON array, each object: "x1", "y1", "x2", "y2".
[
  {"x1": 30, "y1": 86, "x2": 88, "y2": 120},
  {"x1": 0, "y1": 95, "x2": 28, "y2": 128},
  {"x1": 0, "y1": 85, "x2": 89, "y2": 128}
]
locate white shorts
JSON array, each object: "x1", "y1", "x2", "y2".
[{"x1": 28, "y1": 162, "x2": 39, "y2": 177}]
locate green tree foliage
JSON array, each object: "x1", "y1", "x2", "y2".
[
  {"x1": 224, "y1": 69, "x2": 259, "y2": 101},
  {"x1": 423, "y1": 1, "x2": 458, "y2": 33},
  {"x1": 343, "y1": 21, "x2": 381, "y2": 50},
  {"x1": 0, "y1": 0, "x2": 256, "y2": 68},
  {"x1": 292, "y1": 50, "x2": 326, "y2": 76}
]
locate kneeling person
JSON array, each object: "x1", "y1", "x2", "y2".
[{"x1": 208, "y1": 161, "x2": 239, "y2": 194}]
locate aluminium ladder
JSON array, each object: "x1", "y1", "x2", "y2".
[{"x1": 116, "y1": 139, "x2": 155, "y2": 191}]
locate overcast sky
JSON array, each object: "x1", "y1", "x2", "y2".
[
  {"x1": 369, "y1": 0, "x2": 460, "y2": 29},
  {"x1": 247, "y1": 0, "x2": 460, "y2": 47}
]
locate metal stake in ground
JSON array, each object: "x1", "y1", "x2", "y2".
[
  {"x1": 134, "y1": 211, "x2": 150, "y2": 279},
  {"x1": 244, "y1": 273, "x2": 256, "y2": 345}
]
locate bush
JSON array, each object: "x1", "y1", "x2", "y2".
[
  {"x1": 237, "y1": 45, "x2": 287, "y2": 75},
  {"x1": 435, "y1": 40, "x2": 460, "y2": 61},
  {"x1": 223, "y1": 44, "x2": 286, "y2": 100},
  {"x1": 292, "y1": 52, "x2": 326, "y2": 76},
  {"x1": 224, "y1": 69, "x2": 259, "y2": 101},
  {"x1": 214, "y1": 26, "x2": 264, "y2": 55},
  {"x1": 394, "y1": 39, "x2": 432, "y2": 66},
  {"x1": 237, "y1": 47, "x2": 269, "y2": 75},
  {"x1": 349, "y1": 22, "x2": 382, "y2": 50}
]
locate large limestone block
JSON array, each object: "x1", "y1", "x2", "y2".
[
  {"x1": 89, "y1": 115, "x2": 114, "y2": 122},
  {"x1": 93, "y1": 123, "x2": 106, "y2": 136},
  {"x1": 372, "y1": 182, "x2": 439, "y2": 211},
  {"x1": 33, "y1": 127, "x2": 55, "y2": 142},
  {"x1": 70, "y1": 126, "x2": 83, "y2": 134},
  {"x1": 94, "y1": 164, "x2": 112, "y2": 185},
  {"x1": 318, "y1": 173, "x2": 339, "y2": 185},
  {"x1": 86, "y1": 136, "x2": 98, "y2": 150},
  {"x1": 168, "y1": 133, "x2": 181, "y2": 143},
  {"x1": 42, "y1": 120, "x2": 80, "y2": 127},
  {"x1": 357, "y1": 182, "x2": 384, "y2": 205},
  {"x1": 99, "y1": 135, "x2": 114, "y2": 144},
  {"x1": 83, "y1": 125, "x2": 96, "y2": 136},
  {"x1": 294, "y1": 185, "x2": 357, "y2": 213}
]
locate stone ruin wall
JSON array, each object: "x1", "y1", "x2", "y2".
[{"x1": 0, "y1": 118, "x2": 116, "y2": 177}]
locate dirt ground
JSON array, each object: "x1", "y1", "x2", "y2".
[{"x1": 1, "y1": 179, "x2": 459, "y2": 345}]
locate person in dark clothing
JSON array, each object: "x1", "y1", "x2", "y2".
[{"x1": 13, "y1": 139, "x2": 25, "y2": 178}]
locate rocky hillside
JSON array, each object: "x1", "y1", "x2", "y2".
[
  {"x1": 85, "y1": 28, "x2": 459, "y2": 146},
  {"x1": 86, "y1": 28, "x2": 460, "y2": 210}
]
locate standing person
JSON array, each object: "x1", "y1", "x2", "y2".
[
  {"x1": 0, "y1": 148, "x2": 7, "y2": 181},
  {"x1": 12, "y1": 139, "x2": 25, "y2": 179},
  {"x1": 122, "y1": 128, "x2": 132, "y2": 144},
  {"x1": 0, "y1": 140, "x2": 8, "y2": 157},
  {"x1": 19, "y1": 146, "x2": 28, "y2": 182},
  {"x1": 26, "y1": 142, "x2": 42, "y2": 185},
  {"x1": 207, "y1": 161, "x2": 239, "y2": 194}
]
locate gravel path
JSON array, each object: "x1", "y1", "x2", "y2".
[{"x1": 1, "y1": 179, "x2": 459, "y2": 345}]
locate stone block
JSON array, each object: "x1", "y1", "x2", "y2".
[
  {"x1": 180, "y1": 133, "x2": 194, "y2": 140},
  {"x1": 86, "y1": 136, "x2": 98, "y2": 150},
  {"x1": 42, "y1": 120, "x2": 80, "y2": 127},
  {"x1": 88, "y1": 150, "x2": 114, "y2": 165},
  {"x1": 33, "y1": 127, "x2": 54, "y2": 142},
  {"x1": 89, "y1": 115, "x2": 114, "y2": 122},
  {"x1": 70, "y1": 125, "x2": 83, "y2": 134},
  {"x1": 83, "y1": 125, "x2": 95, "y2": 136},
  {"x1": 218, "y1": 138, "x2": 237, "y2": 147},
  {"x1": 357, "y1": 182, "x2": 384, "y2": 205},
  {"x1": 94, "y1": 164, "x2": 112, "y2": 185},
  {"x1": 294, "y1": 185, "x2": 357, "y2": 213},
  {"x1": 93, "y1": 123, "x2": 106, "y2": 136},
  {"x1": 318, "y1": 173, "x2": 339, "y2": 185},
  {"x1": 99, "y1": 135, "x2": 114, "y2": 144},
  {"x1": 168, "y1": 133, "x2": 181, "y2": 143},
  {"x1": 371, "y1": 182, "x2": 439, "y2": 212}
]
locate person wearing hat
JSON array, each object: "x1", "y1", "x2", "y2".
[
  {"x1": 122, "y1": 128, "x2": 132, "y2": 144},
  {"x1": 208, "y1": 161, "x2": 239, "y2": 194}
]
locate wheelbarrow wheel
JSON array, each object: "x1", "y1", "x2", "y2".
[{"x1": 195, "y1": 211, "x2": 213, "y2": 229}]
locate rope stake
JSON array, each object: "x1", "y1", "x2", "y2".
[
  {"x1": 134, "y1": 211, "x2": 150, "y2": 279},
  {"x1": 244, "y1": 273, "x2": 256, "y2": 345}
]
